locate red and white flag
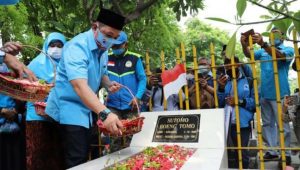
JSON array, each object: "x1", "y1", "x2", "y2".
[{"x1": 161, "y1": 64, "x2": 187, "y2": 100}]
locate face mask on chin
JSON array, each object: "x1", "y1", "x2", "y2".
[
  {"x1": 112, "y1": 48, "x2": 126, "y2": 56},
  {"x1": 47, "y1": 47, "x2": 62, "y2": 59},
  {"x1": 94, "y1": 29, "x2": 114, "y2": 51}
]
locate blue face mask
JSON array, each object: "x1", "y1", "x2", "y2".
[
  {"x1": 95, "y1": 30, "x2": 114, "y2": 50},
  {"x1": 112, "y1": 48, "x2": 125, "y2": 56},
  {"x1": 274, "y1": 39, "x2": 282, "y2": 46}
]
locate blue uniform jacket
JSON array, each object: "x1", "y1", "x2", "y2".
[
  {"x1": 107, "y1": 50, "x2": 147, "y2": 110},
  {"x1": 26, "y1": 32, "x2": 66, "y2": 121},
  {"x1": 218, "y1": 74, "x2": 255, "y2": 128}
]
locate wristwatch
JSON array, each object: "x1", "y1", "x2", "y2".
[
  {"x1": 99, "y1": 108, "x2": 112, "y2": 121},
  {"x1": 0, "y1": 50, "x2": 5, "y2": 64}
]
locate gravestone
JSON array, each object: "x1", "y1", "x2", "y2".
[{"x1": 70, "y1": 109, "x2": 227, "y2": 170}]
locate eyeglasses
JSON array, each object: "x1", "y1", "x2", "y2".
[{"x1": 49, "y1": 42, "x2": 63, "y2": 48}]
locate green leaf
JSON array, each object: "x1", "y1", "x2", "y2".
[
  {"x1": 293, "y1": 11, "x2": 300, "y2": 35},
  {"x1": 266, "y1": 23, "x2": 273, "y2": 32},
  {"x1": 225, "y1": 30, "x2": 237, "y2": 59},
  {"x1": 272, "y1": 18, "x2": 292, "y2": 35},
  {"x1": 236, "y1": 0, "x2": 247, "y2": 18},
  {"x1": 205, "y1": 17, "x2": 231, "y2": 24},
  {"x1": 261, "y1": 32, "x2": 270, "y2": 37}
]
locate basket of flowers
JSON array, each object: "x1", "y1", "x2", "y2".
[
  {"x1": 97, "y1": 116, "x2": 145, "y2": 137},
  {"x1": 105, "y1": 145, "x2": 196, "y2": 169},
  {"x1": 0, "y1": 45, "x2": 56, "y2": 102},
  {"x1": 97, "y1": 85, "x2": 145, "y2": 137},
  {"x1": 0, "y1": 73, "x2": 53, "y2": 102}
]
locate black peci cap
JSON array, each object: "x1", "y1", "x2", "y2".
[{"x1": 97, "y1": 8, "x2": 126, "y2": 30}]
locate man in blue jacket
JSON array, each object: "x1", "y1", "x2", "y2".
[
  {"x1": 218, "y1": 58, "x2": 255, "y2": 169},
  {"x1": 241, "y1": 27, "x2": 294, "y2": 166},
  {"x1": 107, "y1": 31, "x2": 146, "y2": 115},
  {"x1": 106, "y1": 31, "x2": 147, "y2": 151}
]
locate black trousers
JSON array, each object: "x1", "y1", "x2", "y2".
[
  {"x1": 60, "y1": 124, "x2": 91, "y2": 169},
  {"x1": 228, "y1": 125, "x2": 251, "y2": 169}
]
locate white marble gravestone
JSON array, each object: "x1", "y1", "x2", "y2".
[{"x1": 70, "y1": 109, "x2": 227, "y2": 170}]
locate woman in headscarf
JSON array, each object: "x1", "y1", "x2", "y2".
[{"x1": 26, "y1": 32, "x2": 66, "y2": 170}]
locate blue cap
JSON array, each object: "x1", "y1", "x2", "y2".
[
  {"x1": 0, "y1": 0, "x2": 19, "y2": 5},
  {"x1": 114, "y1": 31, "x2": 128, "y2": 45}
]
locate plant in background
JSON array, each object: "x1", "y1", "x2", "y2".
[{"x1": 206, "y1": 0, "x2": 300, "y2": 58}]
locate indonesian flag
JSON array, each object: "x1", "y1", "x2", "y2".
[{"x1": 161, "y1": 64, "x2": 187, "y2": 100}]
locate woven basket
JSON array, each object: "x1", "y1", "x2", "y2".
[
  {"x1": 97, "y1": 85, "x2": 145, "y2": 137},
  {"x1": 97, "y1": 116, "x2": 145, "y2": 137},
  {"x1": 0, "y1": 45, "x2": 56, "y2": 102},
  {"x1": 0, "y1": 73, "x2": 53, "y2": 102}
]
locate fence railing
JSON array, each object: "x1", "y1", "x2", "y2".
[{"x1": 143, "y1": 30, "x2": 300, "y2": 170}]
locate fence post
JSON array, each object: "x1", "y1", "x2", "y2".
[
  {"x1": 176, "y1": 48, "x2": 184, "y2": 110},
  {"x1": 270, "y1": 32, "x2": 286, "y2": 170},
  {"x1": 230, "y1": 56, "x2": 243, "y2": 169},
  {"x1": 181, "y1": 42, "x2": 190, "y2": 110},
  {"x1": 192, "y1": 45, "x2": 201, "y2": 109},
  {"x1": 249, "y1": 35, "x2": 265, "y2": 169},
  {"x1": 210, "y1": 43, "x2": 219, "y2": 108},
  {"x1": 160, "y1": 50, "x2": 167, "y2": 110},
  {"x1": 293, "y1": 29, "x2": 300, "y2": 92},
  {"x1": 145, "y1": 50, "x2": 152, "y2": 111}
]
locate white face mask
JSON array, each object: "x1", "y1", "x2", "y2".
[{"x1": 47, "y1": 47, "x2": 62, "y2": 59}]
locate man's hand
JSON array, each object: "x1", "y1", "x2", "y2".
[
  {"x1": 149, "y1": 75, "x2": 159, "y2": 86},
  {"x1": 0, "y1": 108, "x2": 17, "y2": 121},
  {"x1": 103, "y1": 113, "x2": 123, "y2": 135},
  {"x1": 108, "y1": 81, "x2": 121, "y2": 93},
  {"x1": 225, "y1": 96, "x2": 235, "y2": 107},
  {"x1": 4, "y1": 53, "x2": 37, "y2": 81},
  {"x1": 217, "y1": 75, "x2": 228, "y2": 89},
  {"x1": 2, "y1": 42, "x2": 22, "y2": 56},
  {"x1": 199, "y1": 78, "x2": 208, "y2": 89},
  {"x1": 252, "y1": 33, "x2": 264, "y2": 46},
  {"x1": 129, "y1": 97, "x2": 139, "y2": 110},
  {"x1": 240, "y1": 35, "x2": 249, "y2": 47}
]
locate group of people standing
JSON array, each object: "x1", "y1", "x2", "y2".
[{"x1": 0, "y1": 1, "x2": 299, "y2": 170}]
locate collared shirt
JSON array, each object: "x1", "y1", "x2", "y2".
[
  {"x1": 254, "y1": 44, "x2": 294, "y2": 100},
  {"x1": 45, "y1": 29, "x2": 108, "y2": 128}
]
